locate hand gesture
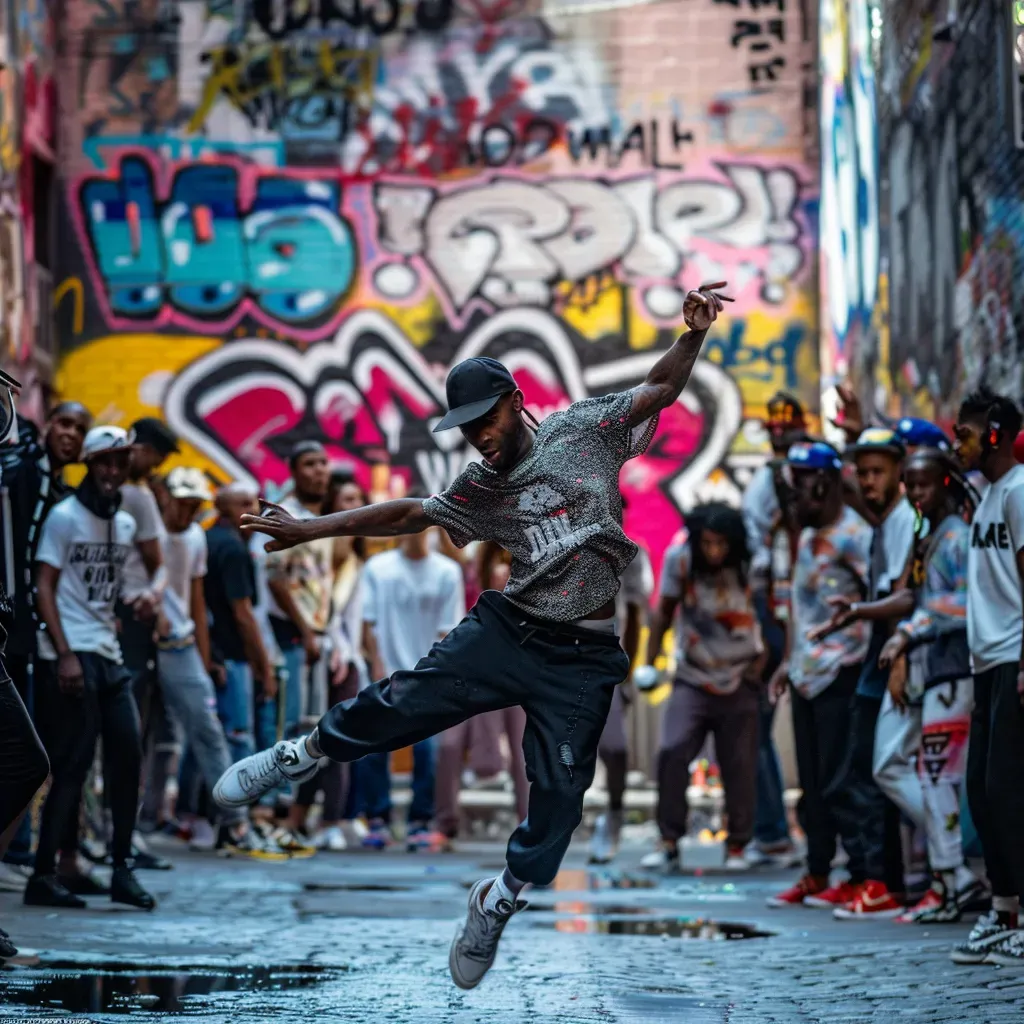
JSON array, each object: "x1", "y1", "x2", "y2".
[
  {"x1": 768, "y1": 661, "x2": 790, "y2": 705},
  {"x1": 807, "y1": 595, "x2": 857, "y2": 642},
  {"x1": 58, "y1": 651, "x2": 85, "y2": 695},
  {"x1": 878, "y1": 631, "x2": 908, "y2": 670},
  {"x1": 887, "y1": 655, "x2": 909, "y2": 710},
  {"x1": 831, "y1": 381, "x2": 864, "y2": 440},
  {"x1": 683, "y1": 281, "x2": 732, "y2": 331},
  {"x1": 240, "y1": 499, "x2": 308, "y2": 552},
  {"x1": 208, "y1": 663, "x2": 227, "y2": 689}
]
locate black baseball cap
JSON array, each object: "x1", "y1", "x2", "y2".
[
  {"x1": 433, "y1": 357, "x2": 518, "y2": 433},
  {"x1": 131, "y1": 416, "x2": 179, "y2": 455}
]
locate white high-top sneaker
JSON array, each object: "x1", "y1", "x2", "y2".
[
  {"x1": 449, "y1": 878, "x2": 526, "y2": 990},
  {"x1": 212, "y1": 737, "x2": 327, "y2": 808}
]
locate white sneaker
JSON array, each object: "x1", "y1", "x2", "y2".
[
  {"x1": 313, "y1": 825, "x2": 347, "y2": 852},
  {"x1": 640, "y1": 847, "x2": 679, "y2": 872},
  {"x1": 0, "y1": 862, "x2": 29, "y2": 892},
  {"x1": 449, "y1": 878, "x2": 525, "y2": 990},
  {"x1": 212, "y1": 737, "x2": 327, "y2": 809},
  {"x1": 724, "y1": 853, "x2": 750, "y2": 871},
  {"x1": 588, "y1": 813, "x2": 621, "y2": 865},
  {"x1": 188, "y1": 819, "x2": 217, "y2": 852},
  {"x1": 985, "y1": 929, "x2": 1024, "y2": 967}
]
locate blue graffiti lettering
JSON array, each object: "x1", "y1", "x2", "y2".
[
  {"x1": 79, "y1": 156, "x2": 356, "y2": 323},
  {"x1": 703, "y1": 321, "x2": 804, "y2": 389}
]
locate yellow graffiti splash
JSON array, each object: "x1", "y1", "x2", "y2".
[{"x1": 53, "y1": 277, "x2": 85, "y2": 336}]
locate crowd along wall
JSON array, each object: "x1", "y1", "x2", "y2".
[
  {"x1": 834, "y1": 0, "x2": 1024, "y2": 428},
  {"x1": 53, "y1": 0, "x2": 819, "y2": 577}
]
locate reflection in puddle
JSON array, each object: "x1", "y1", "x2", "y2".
[
  {"x1": 525, "y1": 903, "x2": 650, "y2": 915},
  {"x1": 302, "y1": 882, "x2": 411, "y2": 892},
  {"x1": 554, "y1": 868, "x2": 657, "y2": 891},
  {"x1": 0, "y1": 962, "x2": 332, "y2": 1013},
  {"x1": 544, "y1": 917, "x2": 773, "y2": 939}
]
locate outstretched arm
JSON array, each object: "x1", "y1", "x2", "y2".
[
  {"x1": 241, "y1": 497, "x2": 431, "y2": 552},
  {"x1": 626, "y1": 283, "x2": 731, "y2": 427}
]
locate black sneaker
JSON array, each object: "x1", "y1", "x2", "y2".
[
  {"x1": 24, "y1": 873, "x2": 87, "y2": 909},
  {"x1": 0, "y1": 926, "x2": 18, "y2": 959},
  {"x1": 131, "y1": 847, "x2": 173, "y2": 871},
  {"x1": 58, "y1": 870, "x2": 111, "y2": 896},
  {"x1": 110, "y1": 866, "x2": 156, "y2": 911}
]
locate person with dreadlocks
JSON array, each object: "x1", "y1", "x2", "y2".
[
  {"x1": 638, "y1": 502, "x2": 763, "y2": 873},
  {"x1": 866, "y1": 447, "x2": 986, "y2": 924},
  {"x1": 212, "y1": 283, "x2": 728, "y2": 989}
]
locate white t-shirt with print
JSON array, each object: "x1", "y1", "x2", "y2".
[
  {"x1": 119, "y1": 481, "x2": 165, "y2": 602},
  {"x1": 967, "y1": 464, "x2": 1024, "y2": 672},
  {"x1": 362, "y1": 549, "x2": 465, "y2": 675},
  {"x1": 161, "y1": 522, "x2": 208, "y2": 641},
  {"x1": 35, "y1": 496, "x2": 137, "y2": 663}
]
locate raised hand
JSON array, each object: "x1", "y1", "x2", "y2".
[
  {"x1": 240, "y1": 499, "x2": 308, "y2": 552},
  {"x1": 683, "y1": 281, "x2": 733, "y2": 331}
]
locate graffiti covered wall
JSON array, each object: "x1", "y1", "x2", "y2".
[
  {"x1": 0, "y1": 0, "x2": 57, "y2": 420},
  {"x1": 861, "y1": 0, "x2": 1024, "y2": 426},
  {"x1": 55, "y1": 0, "x2": 819, "y2": 572}
]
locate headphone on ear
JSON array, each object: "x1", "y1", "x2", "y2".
[{"x1": 983, "y1": 402, "x2": 1004, "y2": 453}]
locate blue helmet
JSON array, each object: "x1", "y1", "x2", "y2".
[{"x1": 895, "y1": 417, "x2": 950, "y2": 450}]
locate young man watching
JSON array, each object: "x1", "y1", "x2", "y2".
[
  {"x1": 0, "y1": 401, "x2": 90, "y2": 890},
  {"x1": 261, "y1": 441, "x2": 333, "y2": 853},
  {"x1": 766, "y1": 442, "x2": 874, "y2": 911},
  {"x1": 359, "y1": 496, "x2": 465, "y2": 852},
  {"x1": 29, "y1": 426, "x2": 154, "y2": 910},
  {"x1": 205, "y1": 483, "x2": 276, "y2": 767},
  {"x1": 812, "y1": 428, "x2": 916, "y2": 917},
  {"x1": 951, "y1": 388, "x2": 1024, "y2": 965},
  {"x1": 157, "y1": 467, "x2": 282, "y2": 860},
  {"x1": 214, "y1": 284, "x2": 728, "y2": 988}
]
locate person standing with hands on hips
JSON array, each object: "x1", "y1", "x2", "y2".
[{"x1": 213, "y1": 282, "x2": 729, "y2": 990}]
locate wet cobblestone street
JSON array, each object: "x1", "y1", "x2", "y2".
[{"x1": 1, "y1": 835, "x2": 1023, "y2": 1023}]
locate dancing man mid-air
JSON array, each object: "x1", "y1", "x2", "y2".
[{"x1": 214, "y1": 283, "x2": 729, "y2": 989}]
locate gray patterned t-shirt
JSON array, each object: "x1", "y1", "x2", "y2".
[{"x1": 423, "y1": 391, "x2": 657, "y2": 622}]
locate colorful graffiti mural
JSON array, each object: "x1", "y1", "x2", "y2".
[{"x1": 55, "y1": 0, "x2": 820, "y2": 575}]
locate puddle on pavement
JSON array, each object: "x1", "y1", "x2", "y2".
[
  {"x1": 525, "y1": 903, "x2": 650, "y2": 915},
  {"x1": 0, "y1": 962, "x2": 333, "y2": 1013},
  {"x1": 537, "y1": 916, "x2": 773, "y2": 939},
  {"x1": 302, "y1": 882, "x2": 411, "y2": 892}
]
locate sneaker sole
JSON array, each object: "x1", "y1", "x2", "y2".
[
  {"x1": 833, "y1": 907, "x2": 902, "y2": 920},
  {"x1": 951, "y1": 948, "x2": 996, "y2": 964},
  {"x1": 766, "y1": 896, "x2": 808, "y2": 908},
  {"x1": 804, "y1": 896, "x2": 847, "y2": 909},
  {"x1": 983, "y1": 951, "x2": 1024, "y2": 967}
]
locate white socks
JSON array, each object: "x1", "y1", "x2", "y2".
[{"x1": 482, "y1": 870, "x2": 527, "y2": 915}]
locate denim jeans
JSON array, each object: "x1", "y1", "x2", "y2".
[
  {"x1": 278, "y1": 643, "x2": 305, "y2": 741},
  {"x1": 158, "y1": 643, "x2": 244, "y2": 826},
  {"x1": 753, "y1": 590, "x2": 789, "y2": 845},
  {"x1": 361, "y1": 739, "x2": 437, "y2": 825},
  {"x1": 217, "y1": 660, "x2": 255, "y2": 764}
]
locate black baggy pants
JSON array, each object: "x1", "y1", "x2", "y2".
[
  {"x1": 0, "y1": 668, "x2": 49, "y2": 836},
  {"x1": 34, "y1": 653, "x2": 142, "y2": 873},
  {"x1": 316, "y1": 591, "x2": 629, "y2": 885},
  {"x1": 967, "y1": 663, "x2": 1024, "y2": 900}
]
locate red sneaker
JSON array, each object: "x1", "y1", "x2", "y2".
[
  {"x1": 766, "y1": 874, "x2": 828, "y2": 908},
  {"x1": 895, "y1": 887, "x2": 942, "y2": 924},
  {"x1": 804, "y1": 880, "x2": 859, "y2": 909},
  {"x1": 833, "y1": 879, "x2": 902, "y2": 919}
]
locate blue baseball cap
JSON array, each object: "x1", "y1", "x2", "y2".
[
  {"x1": 786, "y1": 441, "x2": 843, "y2": 471},
  {"x1": 896, "y1": 417, "x2": 950, "y2": 450}
]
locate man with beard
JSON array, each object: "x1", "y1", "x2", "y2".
[
  {"x1": 0, "y1": 401, "x2": 91, "y2": 891},
  {"x1": 806, "y1": 428, "x2": 916, "y2": 918}
]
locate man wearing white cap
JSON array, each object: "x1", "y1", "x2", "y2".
[
  {"x1": 157, "y1": 467, "x2": 283, "y2": 861},
  {"x1": 29, "y1": 426, "x2": 155, "y2": 910}
]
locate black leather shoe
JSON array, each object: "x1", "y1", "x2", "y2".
[
  {"x1": 24, "y1": 873, "x2": 87, "y2": 909},
  {"x1": 110, "y1": 866, "x2": 156, "y2": 911},
  {"x1": 57, "y1": 871, "x2": 111, "y2": 896}
]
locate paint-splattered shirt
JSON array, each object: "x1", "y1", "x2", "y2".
[
  {"x1": 899, "y1": 515, "x2": 968, "y2": 645},
  {"x1": 422, "y1": 391, "x2": 657, "y2": 622},
  {"x1": 789, "y1": 505, "x2": 873, "y2": 699}
]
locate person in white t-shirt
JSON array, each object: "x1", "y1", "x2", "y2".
[
  {"x1": 360, "y1": 501, "x2": 465, "y2": 852},
  {"x1": 951, "y1": 389, "x2": 1024, "y2": 966},
  {"x1": 29, "y1": 426, "x2": 154, "y2": 911},
  {"x1": 157, "y1": 468, "x2": 283, "y2": 862}
]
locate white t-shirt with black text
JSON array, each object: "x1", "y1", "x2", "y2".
[
  {"x1": 363, "y1": 549, "x2": 465, "y2": 676},
  {"x1": 967, "y1": 464, "x2": 1024, "y2": 672},
  {"x1": 35, "y1": 496, "x2": 137, "y2": 663},
  {"x1": 162, "y1": 522, "x2": 208, "y2": 641},
  {"x1": 120, "y1": 481, "x2": 165, "y2": 602}
]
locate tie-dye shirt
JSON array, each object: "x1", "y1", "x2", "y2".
[
  {"x1": 898, "y1": 515, "x2": 968, "y2": 645},
  {"x1": 789, "y1": 505, "x2": 873, "y2": 699}
]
